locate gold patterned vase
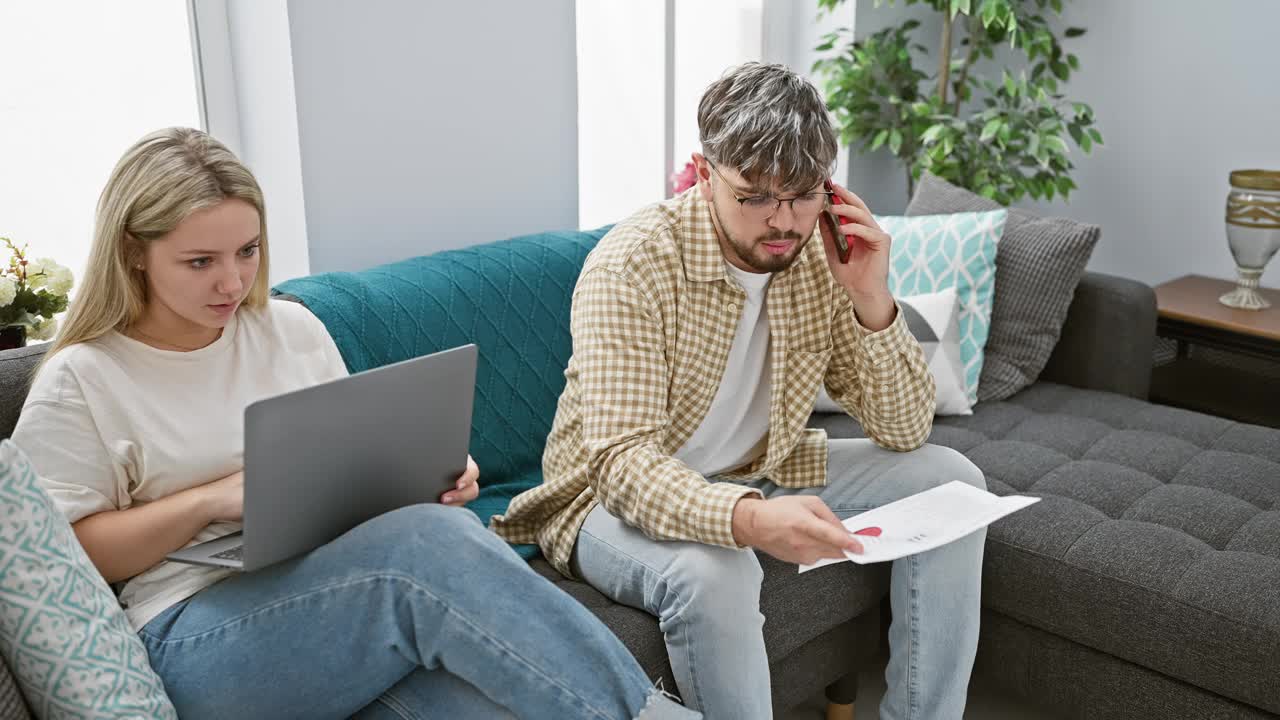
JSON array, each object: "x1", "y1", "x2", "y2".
[{"x1": 1221, "y1": 169, "x2": 1280, "y2": 310}]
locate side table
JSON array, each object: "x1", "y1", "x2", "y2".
[{"x1": 1150, "y1": 275, "x2": 1280, "y2": 428}]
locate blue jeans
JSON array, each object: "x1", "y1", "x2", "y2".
[
  {"x1": 571, "y1": 440, "x2": 987, "y2": 720},
  {"x1": 140, "y1": 504, "x2": 700, "y2": 720}
]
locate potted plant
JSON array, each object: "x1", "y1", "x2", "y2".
[
  {"x1": 813, "y1": 0, "x2": 1102, "y2": 204},
  {"x1": 0, "y1": 238, "x2": 73, "y2": 349}
]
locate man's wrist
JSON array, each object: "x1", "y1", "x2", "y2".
[
  {"x1": 847, "y1": 287, "x2": 896, "y2": 332},
  {"x1": 732, "y1": 496, "x2": 762, "y2": 546}
]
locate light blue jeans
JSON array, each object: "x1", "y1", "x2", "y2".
[
  {"x1": 140, "y1": 504, "x2": 700, "y2": 720},
  {"x1": 571, "y1": 440, "x2": 987, "y2": 720}
]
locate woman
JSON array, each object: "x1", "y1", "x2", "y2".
[{"x1": 12, "y1": 127, "x2": 695, "y2": 720}]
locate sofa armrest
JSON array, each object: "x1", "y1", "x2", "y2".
[{"x1": 1039, "y1": 271, "x2": 1156, "y2": 399}]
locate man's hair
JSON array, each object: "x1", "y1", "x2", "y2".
[{"x1": 697, "y1": 62, "x2": 838, "y2": 194}]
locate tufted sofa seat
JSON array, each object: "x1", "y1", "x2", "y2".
[{"x1": 811, "y1": 381, "x2": 1280, "y2": 718}]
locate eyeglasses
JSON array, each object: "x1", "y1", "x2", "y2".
[{"x1": 709, "y1": 163, "x2": 834, "y2": 222}]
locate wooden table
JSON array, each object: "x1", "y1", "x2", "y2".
[{"x1": 1150, "y1": 275, "x2": 1280, "y2": 427}]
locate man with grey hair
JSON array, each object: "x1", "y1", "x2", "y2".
[{"x1": 493, "y1": 62, "x2": 985, "y2": 719}]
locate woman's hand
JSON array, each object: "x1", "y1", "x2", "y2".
[
  {"x1": 441, "y1": 455, "x2": 479, "y2": 506},
  {"x1": 200, "y1": 470, "x2": 245, "y2": 522}
]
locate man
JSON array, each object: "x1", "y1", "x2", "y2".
[{"x1": 492, "y1": 62, "x2": 986, "y2": 720}]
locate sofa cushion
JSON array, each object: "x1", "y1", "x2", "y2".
[
  {"x1": 0, "y1": 346, "x2": 45, "y2": 441},
  {"x1": 274, "y1": 227, "x2": 611, "y2": 557},
  {"x1": 811, "y1": 384, "x2": 1280, "y2": 714},
  {"x1": 0, "y1": 441, "x2": 177, "y2": 719},
  {"x1": 907, "y1": 173, "x2": 1100, "y2": 403},
  {"x1": 527, "y1": 551, "x2": 889, "y2": 690},
  {"x1": 879, "y1": 210, "x2": 1006, "y2": 405},
  {"x1": 0, "y1": 655, "x2": 30, "y2": 720},
  {"x1": 816, "y1": 287, "x2": 971, "y2": 415}
]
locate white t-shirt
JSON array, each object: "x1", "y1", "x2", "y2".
[
  {"x1": 675, "y1": 263, "x2": 773, "y2": 477},
  {"x1": 12, "y1": 300, "x2": 349, "y2": 631}
]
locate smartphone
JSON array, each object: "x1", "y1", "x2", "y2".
[{"x1": 823, "y1": 179, "x2": 853, "y2": 264}]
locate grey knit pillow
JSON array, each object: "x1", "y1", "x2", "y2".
[{"x1": 906, "y1": 173, "x2": 1099, "y2": 402}]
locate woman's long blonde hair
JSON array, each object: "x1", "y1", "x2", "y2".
[{"x1": 42, "y1": 127, "x2": 271, "y2": 368}]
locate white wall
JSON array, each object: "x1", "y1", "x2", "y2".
[
  {"x1": 845, "y1": 0, "x2": 1280, "y2": 288},
  {"x1": 576, "y1": 3, "x2": 667, "y2": 230},
  {"x1": 194, "y1": 0, "x2": 312, "y2": 286},
  {"x1": 224, "y1": 0, "x2": 311, "y2": 285},
  {"x1": 286, "y1": 0, "x2": 580, "y2": 274}
]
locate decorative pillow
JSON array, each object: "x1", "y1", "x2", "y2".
[
  {"x1": 906, "y1": 173, "x2": 1099, "y2": 402},
  {"x1": 0, "y1": 440, "x2": 177, "y2": 719},
  {"x1": 815, "y1": 287, "x2": 972, "y2": 415},
  {"x1": 876, "y1": 209, "x2": 1006, "y2": 405}
]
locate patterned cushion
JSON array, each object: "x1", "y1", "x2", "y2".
[
  {"x1": 812, "y1": 385, "x2": 1280, "y2": 714},
  {"x1": 907, "y1": 173, "x2": 1099, "y2": 402},
  {"x1": 0, "y1": 656, "x2": 30, "y2": 720},
  {"x1": 0, "y1": 441, "x2": 176, "y2": 719},
  {"x1": 878, "y1": 210, "x2": 1007, "y2": 404},
  {"x1": 815, "y1": 287, "x2": 971, "y2": 415},
  {"x1": 273, "y1": 227, "x2": 611, "y2": 559}
]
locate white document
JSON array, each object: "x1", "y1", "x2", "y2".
[{"x1": 799, "y1": 480, "x2": 1040, "y2": 572}]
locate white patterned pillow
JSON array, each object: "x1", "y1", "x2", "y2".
[
  {"x1": 815, "y1": 287, "x2": 972, "y2": 415},
  {"x1": 878, "y1": 210, "x2": 1005, "y2": 404},
  {"x1": 0, "y1": 440, "x2": 176, "y2": 719}
]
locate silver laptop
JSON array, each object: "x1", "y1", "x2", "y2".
[{"x1": 167, "y1": 344, "x2": 478, "y2": 572}]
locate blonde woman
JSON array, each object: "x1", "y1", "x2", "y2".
[{"x1": 11, "y1": 128, "x2": 696, "y2": 720}]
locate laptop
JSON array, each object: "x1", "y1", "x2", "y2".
[{"x1": 167, "y1": 343, "x2": 477, "y2": 572}]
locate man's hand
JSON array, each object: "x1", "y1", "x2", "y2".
[
  {"x1": 819, "y1": 183, "x2": 897, "y2": 332},
  {"x1": 731, "y1": 495, "x2": 862, "y2": 565}
]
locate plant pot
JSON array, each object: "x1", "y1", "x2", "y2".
[{"x1": 0, "y1": 326, "x2": 25, "y2": 351}]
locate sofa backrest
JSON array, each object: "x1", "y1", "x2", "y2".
[
  {"x1": 273, "y1": 227, "x2": 609, "y2": 488},
  {"x1": 0, "y1": 345, "x2": 47, "y2": 440}
]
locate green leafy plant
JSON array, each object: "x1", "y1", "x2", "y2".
[
  {"x1": 813, "y1": 0, "x2": 1102, "y2": 205},
  {"x1": 0, "y1": 238, "x2": 73, "y2": 340}
]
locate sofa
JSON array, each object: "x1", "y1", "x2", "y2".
[{"x1": 0, "y1": 226, "x2": 1275, "y2": 718}]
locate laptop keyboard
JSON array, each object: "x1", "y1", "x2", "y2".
[{"x1": 211, "y1": 546, "x2": 244, "y2": 562}]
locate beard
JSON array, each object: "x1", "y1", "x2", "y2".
[{"x1": 709, "y1": 200, "x2": 810, "y2": 273}]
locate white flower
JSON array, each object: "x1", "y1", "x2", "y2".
[
  {"x1": 45, "y1": 265, "x2": 74, "y2": 296},
  {"x1": 0, "y1": 277, "x2": 15, "y2": 307},
  {"x1": 28, "y1": 316, "x2": 57, "y2": 341},
  {"x1": 25, "y1": 258, "x2": 55, "y2": 288}
]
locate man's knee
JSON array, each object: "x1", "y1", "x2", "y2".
[
  {"x1": 660, "y1": 544, "x2": 764, "y2": 626},
  {"x1": 898, "y1": 444, "x2": 987, "y2": 494}
]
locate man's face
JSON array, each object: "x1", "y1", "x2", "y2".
[{"x1": 694, "y1": 154, "x2": 824, "y2": 274}]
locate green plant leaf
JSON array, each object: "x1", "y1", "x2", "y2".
[
  {"x1": 979, "y1": 118, "x2": 1001, "y2": 142},
  {"x1": 1043, "y1": 134, "x2": 1069, "y2": 155},
  {"x1": 870, "y1": 129, "x2": 890, "y2": 150},
  {"x1": 889, "y1": 128, "x2": 904, "y2": 154},
  {"x1": 1064, "y1": 26, "x2": 1085, "y2": 37}
]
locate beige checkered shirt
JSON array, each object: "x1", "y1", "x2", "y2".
[{"x1": 490, "y1": 189, "x2": 935, "y2": 576}]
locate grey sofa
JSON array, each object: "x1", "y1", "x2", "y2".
[
  {"x1": 0, "y1": 271, "x2": 1275, "y2": 719},
  {"x1": 810, "y1": 272, "x2": 1280, "y2": 719}
]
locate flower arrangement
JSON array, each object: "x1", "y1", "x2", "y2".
[
  {"x1": 671, "y1": 160, "x2": 698, "y2": 194},
  {"x1": 0, "y1": 237, "x2": 73, "y2": 345}
]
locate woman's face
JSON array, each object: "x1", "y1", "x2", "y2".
[{"x1": 141, "y1": 198, "x2": 262, "y2": 333}]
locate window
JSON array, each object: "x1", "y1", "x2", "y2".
[
  {"x1": 0, "y1": 1, "x2": 200, "y2": 296},
  {"x1": 576, "y1": 0, "x2": 850, "y2": 229}
]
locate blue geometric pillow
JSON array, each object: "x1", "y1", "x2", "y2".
[
  {"x1": 0, "y1": 441, "x2": 176, "y2": 719},
  {"x1": 877, "y1": 210, "x2": 1006, "y2": 404}
]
